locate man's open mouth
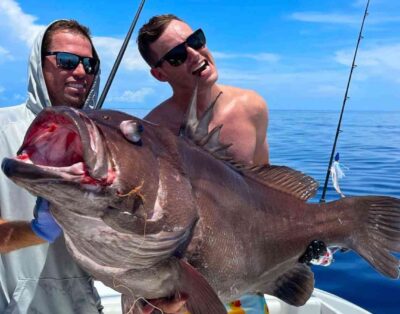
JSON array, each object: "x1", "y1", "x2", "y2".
[{"x1": 192, "y1": 60, "x2": 209, "y2": 75}]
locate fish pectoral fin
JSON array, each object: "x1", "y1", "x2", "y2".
[
  {"x1": 266, "y1": 263, "x2": 314, "y2": 306},
  {"x1": 178, "y1": 260, "x2": 227, "y2": 314}
]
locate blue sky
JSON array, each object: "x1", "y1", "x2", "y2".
[{"x1": 0, "y1": 0, "x2": 399, "y2": 112}]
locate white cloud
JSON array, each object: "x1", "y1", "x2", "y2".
[
  {"x1": 93, "y1": 36, "x2": 148, "y2": 72},
  {"x1": 0, "y1": 46, "x2": 13, "y2": 62},
  {"x1": 109, "y1": 87, "x2": 154, "y2": 103},
  {"x1": 12, "y1": 93, "x2": 24, "y2": 102},
  {"x1": 0, "y1": 0, "x2": 45, "y2": 47},
  {"x1": 352, "y1": 0, "x2": 368, "y2": 8},
  {"x1": 289, "y1": 11, "x2": 400, "y2": 25},
  {"x1": 0, "y1": 1, "x2": 147, "y2": 72},
  {"x1": 334, "y1": 43, "x2": 400, "y2": 79},
  {"x1": 314, "y1": 84, "x2": 344, "y2": 97},
  {"x1": 0, "y1": 86, "x2": 13, "y2": 103},
  {"x1": 250, "y1": 53, "x2": 281, "y2": 62},
  {"x1": 218, "y1": 68, "x2": 263, "y2": 82},
  {"x1": 353, "y1": 0, "x2": 389, "y2": 8},
  {"x1": 213, "y1": 51, "x2": 280, "y2": 63},
  {"x1": 218, "y1": 66, "x2": 348, "y2": 99},
  {"x1": 289, "y1": 12, "x2": 360, "y2": 25}
]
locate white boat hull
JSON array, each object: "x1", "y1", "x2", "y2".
[{"x1": 94, "y1": 282, "x2": 370, "y2": 314}]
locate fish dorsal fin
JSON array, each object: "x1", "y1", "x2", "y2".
[
  {"x1": 245, "y1": 165, "x2": 319, "y2": 201},
  {"x1": 266, "y1": 263, "x2": 314, "y2": 306},
  {"x1": 179, "y1": 80, "x2": 199, "y2": 139},
  {"x1": 180, "y1": 82, "x2": 229, "y2": 159},
  {"x1": 180, "y1": 83, "x2": 318, "y2": 201}
]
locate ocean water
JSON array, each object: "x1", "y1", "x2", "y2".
[
  {"x1": 126, "y1": 108, "x2": 399, "y2": 313},
  {"x1": 268, "y1": 110, "x2": 400, "y2": 314}
]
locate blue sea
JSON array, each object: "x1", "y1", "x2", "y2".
[
  {"x1": 268, "y1": 110, "x2": 400, "y2": 314},
  {"x1": 125, "y1": 108, "x2": 399, "y2": 314}
]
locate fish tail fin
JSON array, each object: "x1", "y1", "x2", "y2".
[
  {"x1": 178, "y1": 260, "x2": 227, "y2": 314},
  {"x1": 349, "y1": 196, "x2": 400, "y2": 279}
]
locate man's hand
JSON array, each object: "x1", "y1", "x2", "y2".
[
  {"x1": 122, "y1": 295, "x2": 188, "y2": 314},
  {"x1": 142, "y1": 297, "x2": 188, "y2": 314},
  {"x1": 31, "y1": 197, "x2": 62, "y2": 243}
]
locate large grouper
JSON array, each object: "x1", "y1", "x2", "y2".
[{"x1": 2, "y1": 88, "x2": 400, "y2": 314}]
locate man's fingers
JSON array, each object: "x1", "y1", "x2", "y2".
[{"x1": 142, "y1": 297, "x2": 188, "y2": 314}]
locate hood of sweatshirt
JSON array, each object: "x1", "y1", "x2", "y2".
[{"x1": 25, "y1": 19, "x2": 101, "y2": 115}]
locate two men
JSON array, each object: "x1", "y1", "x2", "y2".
[
  {"x1": 0, "y1": 20, "x2": 102, "y2": 313},
  {"x1": 1, "y1": 13, "x2": 271, "y2": 314}
]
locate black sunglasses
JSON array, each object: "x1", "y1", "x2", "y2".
[
  {"x1": 44, "y1": 51, "x2": 99, "y2": 75},
  {"x1": 154, "y1": 29, "x2": 206, "y2": 68}
]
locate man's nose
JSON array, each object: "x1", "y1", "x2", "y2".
[
  {"x1": 186, "y1": 46, "x2": 201, "y2": 63},
  {"x1": 72, "y1": 62, "x2": 86, "y2": 76}
]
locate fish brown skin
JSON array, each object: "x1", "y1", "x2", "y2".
[{"x1": 2, "y1": 104, "x2": 400, "y2": 314}]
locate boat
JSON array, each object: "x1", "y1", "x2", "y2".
[
  {"x1": 94, "y1": 281, "x2": 371, "y2": 314},
  {"x1": 265, "y1": 289, "x2": 370, "y2": 314}
]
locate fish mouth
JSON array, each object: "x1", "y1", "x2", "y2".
[{"x1": 2, "y1": 106, "x2": 114, "y2": 188}]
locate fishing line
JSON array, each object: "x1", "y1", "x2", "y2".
[
  {"x1": 94, "y1": 0, "x2": 147, "y2": 109},
  {"x1": 319, "y1": 0, "x2": 371, "y2": 203}
]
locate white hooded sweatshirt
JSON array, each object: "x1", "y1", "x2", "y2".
[{"x1": 0, "y1": 20, "x2": 102, "y2": 313}]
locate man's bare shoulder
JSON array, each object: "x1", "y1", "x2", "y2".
[
  {"x1": 144, "y1": 99, "x2": 173, "y2": 123},
  {"x1": 218, "y1": 85, "x2": 268, "y2": 116},
  {"x1": 144, "y1": 99, "x2": 185, "y2": 134}
]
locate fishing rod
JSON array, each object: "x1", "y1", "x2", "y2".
[
  {"x1": 319, "y1": 0, "x2": 370, "y2": 203},
  {"x1": 94, "y1": 0, "x2": 147, "y2": 109}
]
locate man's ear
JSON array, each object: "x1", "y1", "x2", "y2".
[{"x1": 150, "y1": 68, "x2": 167, "y2": 82}]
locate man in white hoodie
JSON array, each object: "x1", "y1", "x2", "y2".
[{"x1": 0, "y1": 20, "x2": 102, "y2": 313}]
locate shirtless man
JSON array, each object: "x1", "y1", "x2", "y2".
[
  {"x1": 135, "y1": 14, "x2": 270, "y2": 314},
  {"x1": 139, "y1": 14, "x2": 269, "y2": 166}
]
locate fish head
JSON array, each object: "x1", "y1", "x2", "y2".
[{"x1": 2, "y1": 106, "x2": 160, "y2": 218}]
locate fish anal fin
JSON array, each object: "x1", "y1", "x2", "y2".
[
  {"x1": 178, "y1": 260, "x2": 227, "y2": 314},
  {"x1": 248, "y1": 165, "x2": 319, "y2": 201},
  {"x1": 266, "y1": 263, "x2": 314, "y2": 306}
]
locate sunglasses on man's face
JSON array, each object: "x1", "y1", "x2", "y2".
[
  {"x1": 44, "y1": 51, "x2": 99, "y2": 75},
  {"x1": 154, "y1": 29, "x2": 206, "y2": 68}
]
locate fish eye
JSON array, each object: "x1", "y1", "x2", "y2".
[{"x1": 120, "y1": 120, "x2": 143, "y2": 145}]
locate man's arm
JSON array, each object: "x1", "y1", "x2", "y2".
[
  {"x1": 0, "y1": 219, "x2": 44, "y2": 253},
  {"x1": 0, "y1": 198, "x2": 62, "y2": 253},
  {"x1": 250, "y1": 92, "x2": 270, "y2": 165}
]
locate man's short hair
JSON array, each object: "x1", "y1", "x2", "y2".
[
  {"x1": 42, "y1": 20, "x2": 95, "y2": 60},
  {"x1": 137, "y1": 14, "x2": 182, "y2": 67}
]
